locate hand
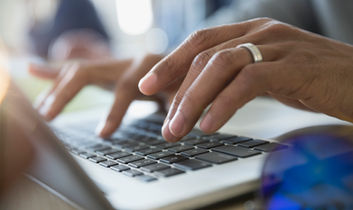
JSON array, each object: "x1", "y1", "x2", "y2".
[
  {"x1": 29, "y1": 54, "x2": 174, "y2": 138},
  {"x1": 48, "y1": 29, "x2": 111, "y2": 61},
  {"x1": 139, "y1": 18, "x2": 353, "y2": 142}
]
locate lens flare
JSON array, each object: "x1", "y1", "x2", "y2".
[
  {"x1": 261, "y1": 127, "x2": 353, "y2": 209},
  {"x1": 116, "y1": 0, "x2": 153, "y2": 35}
]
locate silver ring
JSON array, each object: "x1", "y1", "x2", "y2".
[{"x1": 236, "y1": 43, "x2": 263, "y2": 63}]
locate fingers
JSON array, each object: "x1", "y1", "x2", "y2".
[
  {"x1": 39, "y1": 68, "x2": 87, "y2": 120},
  {"x1": 139, "y1": 23, "x2": 251, "y2": 95},
  {"x1": 96, "y1": 74, "x2": 140, "y2": 137},
  {"x1": 96, "y1": 55, "x2": 163, "y2": 137},
  {"x1": 200, "y1": 62, "x2": 275, "y2": 133},
  {"x1": 36, "y1": 60, "x2": 133, "y2": 121},
  {"x1": 166, "y1": 48, "x2": 251, "y2": 139},
  {"x1": 96, "y1": 88, "x2": 135, "y2": 138},
  {"x1": 28, "y1": 63, "x2": 60, "y2": 79},
  {"x1": 163, "y1": 45, "x2": 279, "y2": 140},
  {"x1": 36, "y1": 64, "x2": 73, "y2": 110}
]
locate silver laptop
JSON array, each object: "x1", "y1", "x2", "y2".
[{"x1": 4, "y1": 81, "x2": 289, "y2": 210}]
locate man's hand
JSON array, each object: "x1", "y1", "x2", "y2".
[
  {"x1": 139, "y1": 18, "x2": 353, "y2": 142},
  {"x1": 29, "y1": 54, "x2": 169, "y2": 138}
]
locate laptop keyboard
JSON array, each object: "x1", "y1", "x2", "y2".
[{"x1": 54, "y1": 115, "x2": 288, "y2": 183}]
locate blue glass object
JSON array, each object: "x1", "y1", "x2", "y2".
[{"x1": 261, "y1": 127, "x2": 353, "y2": 210}]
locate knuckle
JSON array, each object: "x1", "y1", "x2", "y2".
[
  {"x1": 211, "y1": 50, "x2": 235, "y2": 67},
  {"x1": 187, "y1": 29, "x2": 211, "y2": 48},
  {"x1": 263, "y1": 21, "x2": 292, "y2": 36},
  {"x1": 190, "y1": 51, "x2": 213, "y2": 74},
  {"x1": 253, "y1": 17, "x2": 274, "y2": 24},
  {"x1": 193, "y1": 51, "x2": 212, "y2": 67}
]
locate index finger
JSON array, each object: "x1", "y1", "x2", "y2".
[{"x1": 138, "y1": 22, "x2": 251, "y2": 96}]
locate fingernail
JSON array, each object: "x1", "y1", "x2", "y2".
[
  {"x1": 162, "y1": 119, "x2": 179, "y2": 142},
  {"x1": 138, "y1": 72, "x2": 157, "y2": 94},
  {"x1": 169, "y1": 111, "x2": 185, "y2": 137},
  {"x1": 200, "y1": 113, "x2": 213, "y2": 132}
]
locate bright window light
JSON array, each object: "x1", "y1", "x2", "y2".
[{"x1": 116, "y1": 0, "x2": 153, "y2": 35}]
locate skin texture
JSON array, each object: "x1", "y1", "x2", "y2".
[
  {"x1": 138, "y1": 18, "x2": 353, "y2": 142},
  {"x1": 29, "y1": 54, "x2": 179, "y2": 138}
]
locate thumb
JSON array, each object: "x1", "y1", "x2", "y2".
[{"x1": 28, "y1": 63, "x2": 60, "y2": 79}]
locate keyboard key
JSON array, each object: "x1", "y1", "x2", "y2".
[
  {"x1": 128, "y1": 159, "x2": 157, "y2": 168},
  {"x1": 111, "y1": 165, "x2": 130, "y2": 172},
  {"x1": 195, "y1": 152, "x2": 237, "y2": 164},
  {"x1": 181, "y1": 148, "x2": 208, "y2": 157},
  {"x1": 86, "y1": 144, "x2": 110, "y2": 151},
  {"x1": 99, "y1": 160, "x2": 119, "y2": 167},
  {"x1": 141, "y1": 163, "x2": 170, "y2": 172},
  {"x1": 106, "y1": 151, "x2": 131, "y2": 160},
  {"x1": 238, "y1": 139, "x2": 269, "y2": 148},
  {"x1": 168, "y1": 145, "x2": 195, "y2": 153},
  {"x1": 202, "y1": 133, "x2": 234, "y2": 140},
  {"x1": 96, "y1": 148, "x2": 120, "y2": 156},
  {"x1": 79, "y1": 152, "x2": 96, "y2": 159},
  {"x1": 154, "y1": 168, "x2": 184, "y2": 177},
  {"x1": 254, "y1": 143, "x2": 288, "y2": 152},
  {"x1": 123, "y1": 169, "x2": 143, "y2": 177},
  {"x1": 188, "y1": 129, "x2": 206, "y2": 137},
  {"x1": 220, "y1": 136, "x2": 252, "y2": 144},
  {"x1": 211, "y1": 133, "x2": 236, "y2": 140},
  {"x1": 157, "y1": 142, "x2": 180, "y2": 149},
  {"x1": 136, "y1": 175, "x2": 158, "y2": 182},
  {"x1": 124, "y1": 144, "x2": 149, "y2": 152},
  {"x1": 86, "y1": 143, "x2": 103, "y2": 150},
  {"x1": 135, "y1": 147, "x2": 162, "y2": 156},
  {"x1": 147, "y1": 151, "x2": 174, "y2": 160},
  {"x1": 144, "y1": 139, "x2": 164, "y2": 146},
  {"x1": 71, "y1": 149, "x2": 85, "y2": 155},
  {"x1": 117, "y1": 155, "x2": 144, "y2": 164},
  {"x1": 197, "y1": 142, "x2": 223, "y2": 149},
  {"x1": 183, "y1": 139, "x2": 209, "y2": 145},
  {"x1": 212, "y1": 145, "x2": 261, "y2": 158},
  {"x1": 89, "y1": 156, "x2": 107, "y2": 163},
  {"x1": 173, "y1": 159, "x2": 211, "y2": 171},
  {"x1": 160, "y1": 155, "x2": 187, "y2": 164}
]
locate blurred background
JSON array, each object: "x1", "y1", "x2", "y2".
[
  {"x1": 0, "y1": 0, "x2": 236, "y2": 58},
  {"x1": 0, "y1": 0, "x2": 236, "y2": 112}
]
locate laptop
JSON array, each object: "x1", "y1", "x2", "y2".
[{"x1": 2, "y1": 81, "x2": 291, "y2": 210}]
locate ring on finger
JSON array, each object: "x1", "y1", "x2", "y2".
[{"x1": 236, "y1": 43, "x2": 263, "y2": 63}]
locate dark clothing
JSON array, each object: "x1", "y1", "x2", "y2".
[{"x1": 29, "y1": 0, "x2": 109, "y2": 58}]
